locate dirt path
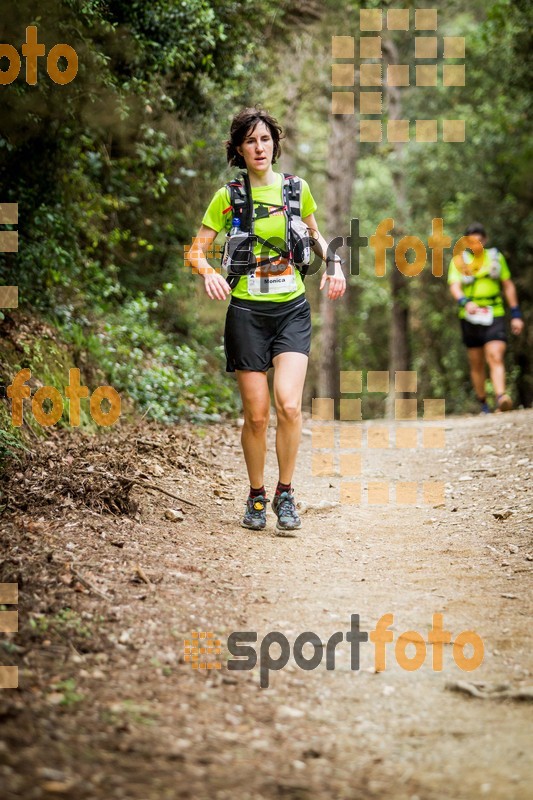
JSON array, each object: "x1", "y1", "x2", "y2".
[{"x1": 1, "y1": 410, "x2": 532, "y2": 799}]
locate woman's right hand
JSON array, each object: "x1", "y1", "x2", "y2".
[
  {"x1": 190, "y1": 225, "x2": 230, "y2": 299},
  {"x1": 203, "y1": 271, "x2": 232, "y2": 300},
  {"x1": 464, "y1": 300, "x2": 478, "y2": 314}
]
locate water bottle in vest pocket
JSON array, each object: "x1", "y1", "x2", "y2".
[
  {"x1": 488, "y1": 248, "x2": 502, "y2": 280},
  {"x1": 290, "y1": 216, "x2": 314, "y2": 269},
  {"x1": 221, "y1": 228, "x2": 255, "y2": 277}
]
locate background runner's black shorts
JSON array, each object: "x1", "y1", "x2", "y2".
[
  {"x1": 224, "y1": 295, "x2": 311, "y2": 372},
  {"x1": 460, "y1": 316, "x2": 507, "y2": 348}
]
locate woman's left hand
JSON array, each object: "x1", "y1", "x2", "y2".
[{"x1": 320, "y1": 262, "x2": 346, "y2": 300}]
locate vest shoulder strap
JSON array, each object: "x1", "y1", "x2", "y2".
[
  {"x1": 282, "y1": 173, "x2": 302, "y2": 218},
  {"x1": 225, "y1": 172, "x2": 303, "y2": 230},
  {"x1": 225, "y1": 171, "x2": 253, "y2": 232}
]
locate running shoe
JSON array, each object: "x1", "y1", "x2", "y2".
[
  {"x1": 480, "y1": 401, "x2": 491, "y2": 414},
  {"x1": 497, "y1": 394, "x2": 513, "y2": 412},
  {"x1": 241, "y1": 495, "x2": 268, "y2": 530},
  {"x1": 272, "y1": 490, "x2": 301, "y2": 533}
]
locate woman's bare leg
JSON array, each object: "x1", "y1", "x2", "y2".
[
  {"x1": 272, "y1": 352, "x2": 309, "y2": 485},
  {"x1": 235, "y1": 370, "x2": 271, "y2": 488}
]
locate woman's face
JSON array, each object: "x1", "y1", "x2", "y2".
[{"x1": 236, "y1": 121, "x2": 274, "y2": 171}]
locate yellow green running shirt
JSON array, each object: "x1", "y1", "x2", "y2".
[
  {"x1": 447, "y1": 247, "x2": 511, "y2": 318},
  {"x1": 202, "y1": 172, "x2": 317, "y2": 303}
]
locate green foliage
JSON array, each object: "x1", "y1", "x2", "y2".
[
  {"x1": 403, "y1": 0, "x2": 533, "y2": 408},
  {"x1": 30, "y1": 607, "x2": 92, "y2": 638},
  {"x1": 0, "y1": 319, "x2": 97, "y2": 433},
  {"x1": 0, "y1": 0, "x2": 530, "y2": 425},
  {"x1": 318, "y1": 0, "x2": 531, "y2": 410},
  {"x1": 0, "y1": 0, "x2": 310, "y2": 313},
  {"x1": 0, "y1": 0, "x2": 307, "y2": 427},
  {"x1": 52, "y1": 678, "x2": 85, "y2": 706},
  {"x1": 0, "y1": 425, "x2": 29, "y2": 469},
  {"x1": 59, "y1": 293, "x2": 238, "y2": 422}
]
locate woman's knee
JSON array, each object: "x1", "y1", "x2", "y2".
[
  {"x1": 244, "y1": 411, "x2": 269, "y2": 434},
  {"x1": 276, "y1": 401, "x2": 301, "y2": 424}
]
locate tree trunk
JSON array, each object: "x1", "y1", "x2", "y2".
[
  {"x1": 278, "y1": 78, "x2": 299, "y2": 176},
  {"x1": 277, "y1": 35, "x2": 310, "y2": 176},
  {"x1": 318, "y1": 113, "x2": 358, "y2": 401},
  {"x1": 382, "y1": 38, "x2": 411, "y2": 417}
]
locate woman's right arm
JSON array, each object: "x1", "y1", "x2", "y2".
[{"x1": 188, "y1": 224, "x2": 232, "y2": 300}]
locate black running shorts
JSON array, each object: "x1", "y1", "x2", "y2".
[
  {"x1": 224, "y1": 295, "x2": 311, "y2": 373},
  {"x1": 460, "y1": 316, "x2": 507, "y2": 348}
]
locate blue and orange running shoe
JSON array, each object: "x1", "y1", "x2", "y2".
[
  {"x1": 272, "y1": 490, "x2": 301, "y2": 533},
  {"x1": 241, "y1": 494, "x2": 268, "y2": 530}
]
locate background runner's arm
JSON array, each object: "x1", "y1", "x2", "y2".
[
  {"x1": 449, "y1": 280, "x2": 477, "y2": 309},
  {"x1": 502, "y1": 278, "x2": 524, "y2": 334},
  {"x1": 501, "y1": 278, "x2": 519, "y2": 310}
]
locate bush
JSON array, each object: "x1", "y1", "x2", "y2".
[{"x1": 59, "y1": 293, "x2": 238, "y2": 423}]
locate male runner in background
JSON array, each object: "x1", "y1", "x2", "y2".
[{"x1": 448, "y1": 222, "x2": 524, "y2": 412}]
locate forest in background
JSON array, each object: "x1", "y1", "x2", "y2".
[{"x1": 1, "y1": 0, "x2": 531, "y2": 457}]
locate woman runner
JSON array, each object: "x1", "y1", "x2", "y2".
[{"x1": 190, "y1": 107, "x2": 345, "y2": 533}]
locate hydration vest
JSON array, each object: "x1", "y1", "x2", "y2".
[
  {"x1": 221, "y1": 171, "x2": 315, "y2": 288},
  {"x1": 459, "y1": 247, "x2": 503, "y2": 284},
  {"x1": 457, "y1": 247, "x2": 505, "y2": 309}
]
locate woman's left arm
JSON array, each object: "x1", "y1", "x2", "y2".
[{"x1": 302, "y1": 213, "x2": 346, "y2": 300}]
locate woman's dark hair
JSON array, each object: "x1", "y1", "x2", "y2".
[
  {"x1": 464, "y1": 222, "x2": 487, "y2": 237},
  {"x1": 226, "y1": 107, "x2": 283, "y2": 168}
]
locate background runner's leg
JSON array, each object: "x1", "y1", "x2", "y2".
[
  {"x1": 484, "y1": 340, "x2": 507, "y2": 397},
  {"x1": 236, "y1": 370, "x2": 270, "y2": 490},
  {"x1": 467, "y1": 346, "x2": 487, "y2": 399},
  {"x1": 272, "y1": 352, "x2": 308, "y2": 485}
]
